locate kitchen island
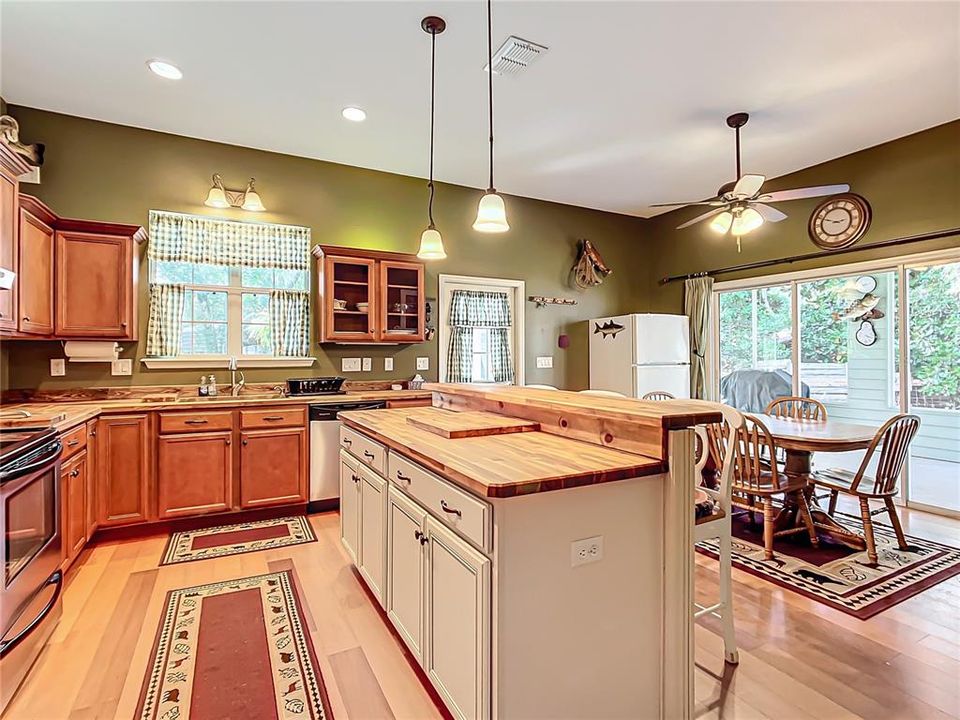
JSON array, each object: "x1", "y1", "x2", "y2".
[{"x1": 338, "y1": 384, "x2": 721, "y2": 720}]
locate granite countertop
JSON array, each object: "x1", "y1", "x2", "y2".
[
  {"x1": 0, "y1": 390, "x2": 434, "y2": 433},
  {"x1": 340, "y1": 405, "x2": 665, "y2": 498}
]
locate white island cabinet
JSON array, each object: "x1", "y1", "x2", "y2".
[{"x1": 337, "y1": 384, "x2": 716, "y2": 720}]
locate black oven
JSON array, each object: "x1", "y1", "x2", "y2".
[{"x1": 0, "y1": 427, "x2": 63, "y2": 712}]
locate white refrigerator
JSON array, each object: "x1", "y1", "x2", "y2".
[{"x1": 588, "y1": 313, "x2": 691, "y2": 399}]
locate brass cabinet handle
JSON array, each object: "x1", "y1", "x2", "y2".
[
  {"x1": 225, "y1": 438, "x2": 231, "y2": 446},
  {"x1": 184, "y1": 419, "x2": 208, "y2": 425},
  {"x1": 90, "y1": 429, "x2": 96, "y2": 437},
  {"x1": 22, "y1": 316, "x2": 30, "y2": 322},
  {"x1": 242, "y1": 438, "x2": 248, "y2": 446},
  {"x1": 70, "y1": 468, "x2": 80, "y2": 478},
  {"x1": 263, "y1": 415, "x2": 284, "y2": 421},
  {"x1": 121, "y1": 321, "x2": 128, "y2": 327},
  {"x1": 363, "y1": 450, "x2": 375, "y2": 460},
  {"x1": 440, "y1": 500, "x2": 462, "y2": 518},
  {"x1": 66, "y1": 439, "x2": 79, "y2": 447}
]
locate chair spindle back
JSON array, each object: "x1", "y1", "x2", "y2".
[
  {"x1": 731, "y1": 415, "x2": 781, "y2": 492},
  {"x1": 856, "y1": 414, "x2": 921, "y2": 495},
  {"x1": 642, "y1": 390, "x2": 676, "y2": 401},
  {"x1": 765, "y1": 396, "x2": 828, "y2": 421}
]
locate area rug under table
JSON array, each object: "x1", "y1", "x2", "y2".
[
  {"x1": 696, "y1": 512, "x2": 960, "y2": 619},
  {"x1": 160, "y1": 516, "x2": 317, "y2": 566},
  {"x1": 136, "y1": 570, "x2": 332, "y2": 720}
]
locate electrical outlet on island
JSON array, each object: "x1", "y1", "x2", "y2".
[{"x1": 571, "y1": 536, "x2": 604, "y2": 567}]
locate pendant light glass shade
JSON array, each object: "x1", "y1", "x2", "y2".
[
  {"x1": 473, "y1": 191, "x2": 509, "y2": 233},
  {"x1": 241, "y1": 179, "x2": 266, "y2": 212},
  {"x1": 731, "y1": 206, "x2": 763, "y2": 235},
  {"x1": 709, "y1": 211, "x2": 733, "y2": 234},
  {"x1": 204, "y1": 174, "x2": 229, "y2": 208},
  {"x1": 417, "y1": 226, "x2": 446, "y2": 259}
]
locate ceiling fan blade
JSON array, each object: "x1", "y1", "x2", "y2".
[
  {"x1": 649, "y1": 199, "x2": 724, "y2": 208},
  {"x1": 730, "y1": 174, "x2": 765, "y2": 199},
  {"x1": 676, "y1": 207, "x2": 724, "y2": 230},
  {"x1": 753, "y1": 203, "x2": 788, "y2": 222},
  {"x1": 758, "y1": 183, "x2": 850, "y2": 202}
]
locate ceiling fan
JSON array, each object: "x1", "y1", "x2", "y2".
[{"x1": 652, "y1": 112, "x2": 850, "y2": 249}]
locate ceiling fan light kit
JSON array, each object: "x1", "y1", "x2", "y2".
[{"x1": 656, "y1": 111, "x2": 852, "y2": 251}]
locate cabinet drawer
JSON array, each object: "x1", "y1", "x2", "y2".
[
  {"x1": 60, "y1": 423, "x2": 88, "y2": 461},
  {"x1": 159, "y1": 410, "x2": 234, "y2": 434},
  {"x1": 239, "y1": 407, "x2": 305, "y2": 429},
  {"x1": 340, "y1": 425, "x2": 387, "y2": 476},
  {"x1": 389, "y1": 452, "x2": 491, "y2": 553}
]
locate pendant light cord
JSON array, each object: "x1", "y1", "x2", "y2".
[
  {"x1": 428, "y1": 26, "x2": 437, "y2": 227},
  {"x1": 486, "y1": 0, "x2": 495, "y2": 191}
]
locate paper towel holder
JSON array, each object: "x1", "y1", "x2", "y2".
[{"x1": 63, "y1": 340, "x2": 122, "y2": 363}]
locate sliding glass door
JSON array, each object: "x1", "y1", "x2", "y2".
[
  {"x1": 712, "y1": 249, "x2": 960, "y2": 517},
  {"x1": 905, "y1": 261, "x2": 960, "y2": 513}
]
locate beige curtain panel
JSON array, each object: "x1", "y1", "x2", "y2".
[
  {"x1": 269, "y1": 290, "x2": 310, "y2": 357},
  {"x1": 146, "y1": 283, "x2": 185, "y2": 357},
  {"x1": 684, "y1": 276, "x2": 714, "y2": 399}
]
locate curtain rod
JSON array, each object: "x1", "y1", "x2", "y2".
[{"x1": 659, "y1": 227, "x2": 960, "y2": 284}]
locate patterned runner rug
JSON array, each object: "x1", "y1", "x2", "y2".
[
  {"x1": 136, "y1": 570, "x2": 332, "y2": 720},
  {"x1": 696, "y1": 511, "x2": 960, "y2": 619},
  {"x1": 160, "y1": 516, "x2": 316, "y2": 566}
]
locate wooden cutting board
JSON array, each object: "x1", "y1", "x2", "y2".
[{"x1": 405, "y1": 408, "x2": 539, "y2": 439}]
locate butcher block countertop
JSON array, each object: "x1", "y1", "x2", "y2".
[
  {"x1": 340, "y1": 405, "x2": 667, "y2": 498},
  {"x1": 0, "y1": 389, "x2": 433, "y2": 433}
]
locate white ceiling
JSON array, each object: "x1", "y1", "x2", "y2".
[{"x1": 2, "y1": 1, "x2": 958, "y2": 217}]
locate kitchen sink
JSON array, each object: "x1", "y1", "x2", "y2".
[{"x1": 174, "y1": 393, "x2": 284, "y2": 403}]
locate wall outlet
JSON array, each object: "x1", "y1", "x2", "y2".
[
  {"x1": 362, "y1": 357, "x2": 372, "y2": 372},
  {"x1": 111, "y1": 358, "x2": 132, "y2": 376},
  {"x1": 384, "y1": 357, "x2": 394, "y2": 371},
  {"x1": 571, "y1": 536, "x2": 604, "y2": 567},
  {"x1": 341, "y1": 357, "x2": 362, "y2": 372},
  {"x1": 416, "y1": 357, "x2": 429, "y2": 371},
  {"x1": 536, "y1": 355, "x2": 554, "y2": 369},
  {"x1": 50, "y1": 358, "x2": 66, "y2": 377}
]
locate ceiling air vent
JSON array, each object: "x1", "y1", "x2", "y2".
[{"x1": 486, "y1": 36, "x2": 548, "y2": 76}]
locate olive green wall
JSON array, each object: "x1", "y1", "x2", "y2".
[
  {"x1": 2, "y1": 106, "x2": 649, "y2": 391},
  {"x1": 646, "y1": 121, "x2": 960, "y2": 312}
]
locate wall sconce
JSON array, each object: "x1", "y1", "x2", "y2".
[{"x1": 204, "y1": 173, "x2": 266, "y2": 212}]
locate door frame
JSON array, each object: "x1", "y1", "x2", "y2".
[
  {"x1": 437, "y1": 274, "x2": 526, "y2": 386},
  {"x1": 709, "y1": 246, "x2": 960, "y2": 517}
]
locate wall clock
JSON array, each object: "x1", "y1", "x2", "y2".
[{"x1": 808, "y1": 193, "x2": 872, "y2": 250}]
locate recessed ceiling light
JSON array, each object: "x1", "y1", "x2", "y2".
[
  {"x1": 342, "y1": 107, "x2": 367, "y2": 122},
  {"x1": 147, "y1": 59, "x2": 183, "y2": 80}
]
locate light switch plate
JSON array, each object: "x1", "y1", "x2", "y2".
[
  {"x1": 384, "y1": 357, "x2": 394, "y2": 371},
  {"x1": 111, "y1": 358, "x2": 132, "y2": 376},
  {"x1": 416, "y1": 357, "x2": 429, "y2": 371},
  {"x1": 362, "y1": 357, "x2": 372, "y2": 372},
  {"x1": 536, "y1": 355, "x2": 554, "y2": 369},
  {"x1": 50, "y1": 358, "x2": 66, "y2": 377},
  {"x1": 341, "y1": 357, "x2": 362, "y2": 372}
]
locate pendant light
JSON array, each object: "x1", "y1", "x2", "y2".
[
  {"x1": 472, "y1": 0, "x2": 509, "y2": 233},
  {"x1": 418, "y1": 16, "x2": 448, "y2": 260}
]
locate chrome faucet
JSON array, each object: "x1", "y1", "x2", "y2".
[{"x1": 228, "y1": 356, "x2": 245, "y2": 397}]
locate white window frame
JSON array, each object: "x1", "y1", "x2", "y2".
[
  {"x1": 709, "y1": 245, "x2": 960, "y2": 517},
  {"x1": 141, "y1": 264, "x2": 315, "y2": 369},
  {"x1": 438, "y1": 274, "x2": 526, "y2": 386}
]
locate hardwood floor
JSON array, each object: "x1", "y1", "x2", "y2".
[{"x1": 4, "y1": 505, "x2": 959, "y2": 719}]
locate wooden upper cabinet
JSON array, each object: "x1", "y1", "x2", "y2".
[
  {"x1": 55, "y1": 228, "x2": 139, "y2": 339},
  {"x1": 380, "y1": 260, "x2": 425, "y2": 343},
  {"x1": 0, "y1": 144, "x2": 30, "y2": 332},
  {"x1": 18, "y1": 196, "x2": 55, "y2": 335},
  {"x1": 313, "y1": 245, "x2": 425, "y2": 344}
]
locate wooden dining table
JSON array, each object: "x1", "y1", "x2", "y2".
[{"x1": 753, "y1": 413, "x2": 879, "y2": 551}]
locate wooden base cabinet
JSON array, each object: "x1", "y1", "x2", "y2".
[
  {"x1": 386, "y1": 486, "x2": 427, "y2": 664},
  {"x1": 61, "y1": 449, "x2": 89, "y2": 570},
  {"x1": 97, "y1": 414, "x2": 151, "y2": 526},
  {"x1": 158, "y1": 431, "x2": 233, "y2": 518},
  {"x1": 358, "y1": 466, "x2": 387, "y2": 606},
  {"x1": 239, "y1": 427, "x2": 307, "y2": 508}
]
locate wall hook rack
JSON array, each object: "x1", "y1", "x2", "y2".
[{"x1": 528, "y1": 295, "x2": 578, "y2": 308}]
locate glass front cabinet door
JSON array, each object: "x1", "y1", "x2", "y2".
[{"x1": 379, "y1": 261, "x2": 425, "y2": 343}]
